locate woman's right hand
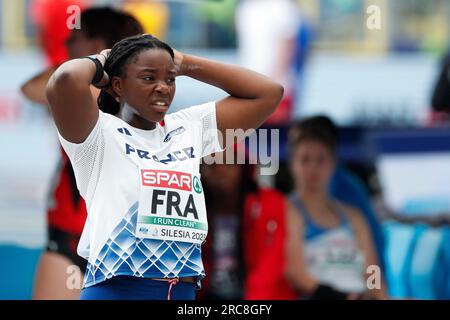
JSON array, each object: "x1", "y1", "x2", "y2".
[
  {"x1": 93, "y1": 49, "x2": 111, "y2": 89},
  {"x1": 96, "y1": 49, "x2": 111, "y2": 65}
]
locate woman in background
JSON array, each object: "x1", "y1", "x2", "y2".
[{"x1": 285, "y1": 116, "x2": 386, "y2": 300}]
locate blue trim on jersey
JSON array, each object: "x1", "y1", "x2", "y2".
[
  {"x1": 80, "y1": 276, "x2": 196, "y2": 300},
  {"x1": 288, "y1": 192, "x2": 350, "y2": 240},
  {"x1": 83, "y1": 202, "x2": 205, "y2": 289}
]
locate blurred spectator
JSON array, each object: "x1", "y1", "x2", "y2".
[
  {"x1": 196, "y1": 0, "x2": 237, "y2": 48},
  {"x1": 122, "y1": 0, "x2": 169, "y2": 40},
  {"x1": 236, "y1": 0, "x2": 303, "y2": 125},
  {"x1": 23, "y1": 0, "x2": 89, "y2": 105},
  {"x1": 275, "y1": 129, "x2": 386, "y2": 272},
  {"x1": 285, "y1": 116, "x2": 387, "y2": 299},
  {"x1": 29, "y1": 0, "x2": 90, "y2": 67},
  {"x1": 329, "y1": 165, "x2": 386, "y2": 272},
  {"x1": 20, "y1": 7, "x2": 143, "y2": 300},
  {"x1": 199, "y1": 146, "x2": 296, "y2": 300},
  {"x1": 431, "y1": 51, "x2": 450, "y2": 116}
]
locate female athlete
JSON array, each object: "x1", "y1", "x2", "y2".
[{"x1": 46, "y1": 34, "x2": 283, "y2": 300}]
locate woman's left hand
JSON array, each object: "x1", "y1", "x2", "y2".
[{"x1": 96, "y1": 49, "x2": 111, "y2": 65}]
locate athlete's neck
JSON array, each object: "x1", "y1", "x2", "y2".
[
  {"x1": 296, "y1": 187, "x2": 330, "y2": 209},
  {"x1": 129, "y1": 115, "x2": 157, "y2": 130},
  {"x1": 120, "y1": 103, "x2": 157, "y2": 130},
  {"x1": 296, "y1": 188, "x2": 341, "y2": 227}
]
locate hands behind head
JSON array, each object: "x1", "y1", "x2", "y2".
[
  {"x1": 96, "y1": 49, "x2": 111, "y2": 65},
  {"x1": 92, "y1": 48, "x2": 183, "y2": 101},
  {"x1": 93, "y1": 49, "x2": 112, "y2": 91}
]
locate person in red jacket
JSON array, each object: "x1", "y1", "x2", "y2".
[
  {"x1": 243, "y1": 187, "x2": 297, "y2": 299},
  {"x1": 199, "y1": 145, "x2": 296, "y2": 300},
  {"x1": 29, "y1": 0, "x2": 90, "y2": 67}
]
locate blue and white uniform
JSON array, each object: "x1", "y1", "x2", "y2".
[
  {"x1": 289, "y1": 193, "x2": 366, "y2": 294},
  {"x1": 58, "y1": 101, "x2": 223, "y2": 298}
]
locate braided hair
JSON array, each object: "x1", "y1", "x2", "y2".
[{"x1": 98, "y1": 34, "x2": 175, "y2": 115}]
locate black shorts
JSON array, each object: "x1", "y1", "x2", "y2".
[{"x1": 46, "y1": 226, "x2": 87, "y2": 274}]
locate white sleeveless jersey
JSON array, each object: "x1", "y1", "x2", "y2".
[
  {"x1": 304, "y1": 227, "x2": 366, "y2": 293},
  {"x1": 58, "y1": 101, "x2": 223, "y2": 288}
]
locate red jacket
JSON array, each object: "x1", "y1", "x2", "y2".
[
  {"x1": 47, "y1": 148, "x2": 87, "y2": 235},
  {"x1": 30, "y1": 0, "x2": 88, "y2": 66},
  {"x1": 243, "y1": 188, "x2": 297, "y2": 300}
]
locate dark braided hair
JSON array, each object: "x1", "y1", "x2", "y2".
[{"x1": 98, "y1": 34, "x2": 175, "y2": 115}]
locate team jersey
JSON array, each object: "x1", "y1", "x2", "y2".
[
  {"x1": 289, "y1": 193, "x2": 366, "y2": 294},
  {"x1": 58, "y1": 101, "x2": 223, "y2": 288}
]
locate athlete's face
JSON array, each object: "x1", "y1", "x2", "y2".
[
  {"x1": 113, "y1": 49, "x2": 176, "y2": 123},
  {"x1": 290, "y1": 139, "x2": 336, "y2": 193},
  {"x1": 66, "y1": 29, "x2": 105, "y2": 59}
]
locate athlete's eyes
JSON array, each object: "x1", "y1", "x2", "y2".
[{"x1": 142, "y1": 76, "x2": 175, "y2": 84}]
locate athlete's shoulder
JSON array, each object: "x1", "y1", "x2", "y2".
[
  {"x1": 99, "y1": 110, "x2": 121, "y2": 124},
  {"x1": 337, "y1": 201, "x2": 366, "y2": 227},
  {"x1": 97, "y1": 111, "x2": 130, "y2": 135},
  {"x1": 167, "y1": 101, "x2": 216, "y2": 122}
]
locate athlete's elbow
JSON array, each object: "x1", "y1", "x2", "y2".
[
  {"x1": 266, "y1": 82, "x2": 284, "y2": 111},
  {"x1": 46, "y1": 69, "x2": 71, "y2": 99},
  {"x1": 45, "y1": 75, "x2": 57, "y2": 103},
  {"x1": 276, "y1": 83, "x2": 285, "y2": 104},
  {"x1": 49, "y1": 60, "x2": 81, "y2": 87},
  {"x1": 52, "y1": 68, "x2": 74, "y2": 86},
  {"x1": 274, "y1": 82, "x2": 285, "y2": 100}
]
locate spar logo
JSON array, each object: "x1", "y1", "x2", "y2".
[
  {"x1": 141, "y1": 169, "x2": 192, "y2": 191},
  {"x1": 141, "y1": 169, "x2": 199, "y2": 219},
  {"x1": 193, "y1": 176, "x2": 202, "y2": 194}
]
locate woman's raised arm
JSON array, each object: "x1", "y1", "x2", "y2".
[
  {"x1": 178, "y1": 53, "x2": 284, "y2": 144},
  {"x1": 46, "y1": 53, "x2": 109, "y2": 143}
]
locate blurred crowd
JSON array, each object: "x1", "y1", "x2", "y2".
[{"x1": 1, "y1": 0, "x2": 450, "y2": 300}]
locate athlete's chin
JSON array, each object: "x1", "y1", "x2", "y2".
[
  {"x1": 149, "y1": 104, "x2": 170, "y2": 114},
  {"x1": 148, "y1": 106, "x2": 169, "y2": 121},
  {"x1": 141, "y1": 111, "x2": 166, "y2": 123}
]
